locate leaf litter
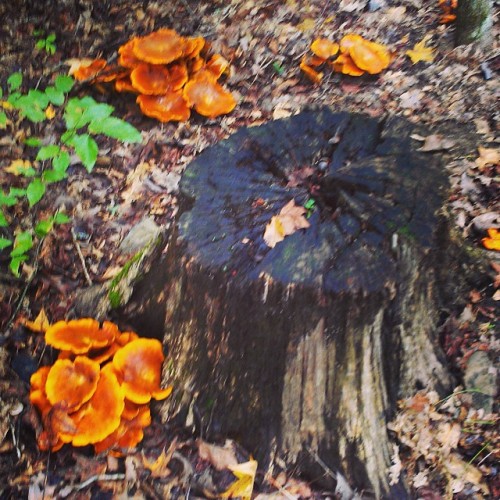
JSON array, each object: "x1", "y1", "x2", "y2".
[{"x1": 0, "y1": 0, "x2": 498, "y2": 498}]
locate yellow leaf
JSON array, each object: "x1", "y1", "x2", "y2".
[
  {"x1": 4, "y1": 159, "x2": 32, "y2": 175},
  {"x1": 1, "y1": 100, "x2": 14, "y2": 110},
  {"x1": 21, "y1": 308, "x2": 50, "y2": 333},
  {"x1": 406, "y1": 36, "x2": 435, "y2": 64},
  {"x1": 297, "y1": 18, "x2": 316, "y2": 32},
  {"x1": 263, "y1": 215, "x2": 285, "y2": 248},
  {"x1": 45, "y1": 104, "x2": 56, "y2": 120},
  {"x1": 221, "y1": 459, "x2": 258, "y2": 500}
]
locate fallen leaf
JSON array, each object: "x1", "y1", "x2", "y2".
[
  {"x1": 197, "y1": 439, "x2": 238, "y2": 471},
  {"x1": 296, "y1": 18, "x2": 315, "y2": 32},
  {"x1": 475, "y1": 147, "x2": 499, "y2": 169},
  {"x1": 418, "y1": 134, "x2": 456, "y2": 152},
  {"x1": 221, "y1": 459, "x2": 258, "y2": 500},
  {"x1": 45, "y1": 105, "x2": 56, "y2": 120},
  {"x1": 263, "y1": 215, "x2": 286, "y2": 248},
  {"x1": 21, "y1": 308, "x2": 50, "y2": 333},
  {"x1": 4, "y1": 159, "x2": 34, "y2": 176},
  {"x1": 263, "y1": 200, "x2": 310, "y2": 248},
  {"x1": 406, "y1": 36, "x2": 435, "y2": 64}
]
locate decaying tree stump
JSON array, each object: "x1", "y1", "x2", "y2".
[{"x1": 123, "y1": 109, "x2": 476, "y2": 497}]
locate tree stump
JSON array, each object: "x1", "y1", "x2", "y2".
[{"x1": 123, "y1": 109, "x2": 475, "y2": 497}]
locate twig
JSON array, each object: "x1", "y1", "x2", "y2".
[
  {"x1": 58, "y1": 473, "x2": 126, "y2": 497},
  {"x1": 71, "y1": 227, "x2": 93, "y2": 286}
]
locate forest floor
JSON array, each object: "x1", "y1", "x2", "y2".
[{"x1": 0, "y1": 0, "x2": 498, "y2": 498}]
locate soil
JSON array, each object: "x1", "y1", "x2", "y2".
[{"x1": 0, "y1": 0, "x2": 498, "y2": 498}]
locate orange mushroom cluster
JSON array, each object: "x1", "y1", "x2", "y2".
[
  {"x1": 300, "y1": 34, "x2": 392, "y2": 82},
  {"x1": 29, "y1": 319, "x2": 171, "y2": 454},
  {"x1": 439, "y1": 0, "x2": 457, "y2": 24},
  {"x1": 70, "y1": 29, "x2": 236, "y2": 122}
]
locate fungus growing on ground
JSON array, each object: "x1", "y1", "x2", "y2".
[
  {"x1": 301, "y1": 34, "x2": 392, "y2": 81},
  {"x1": 68, "y1": 28, "x2": 236, "y2": 123},
  {"x1": 29, "y1": 319, "x2": 171, "y2": 454}
]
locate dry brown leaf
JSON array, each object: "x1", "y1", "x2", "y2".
[
  {"x1": 197, "y1": 439, "x2": 238, "y2": 471},
  {"x1": 475, "y1": 147, "x2": 499, "y2": 169},
  {"x1": 418, "y1": 134, "x2": 456, "y2": 152},
  {"x1": 263, "y1": 200, "x2": 310, "y2": 248},
  {"x1": 263, "y1": 215, "x2": 286, "y2": 248}
]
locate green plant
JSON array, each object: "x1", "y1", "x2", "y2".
[
  {"x1": 34, "y1": 30, "x2": 56, "y2": 55},
  {"x1": 0, "y1": 72, "x2": 142, "y2": 276}
]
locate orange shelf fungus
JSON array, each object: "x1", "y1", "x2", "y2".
[
  {"x1": 183, "y1": 71, "x2": 237, "y2": 118},
  {"x1": 133, "y1": 28, "x2": 185, "y2": 65},
  {"x1": 311, "y1": 38, "x2": 339, "y2": 59},
  {"x1": 348, "y1": 40, "x2": 391, "y2": 74},
  {"x1": 184, "y1": 36, "x2": 205, "y2": 59},
  {"x1": 300, "y1": 58, "x2": 323, "y2": 84},
  {"x1": 118, "y1": 38, "x2": 142, "y2": 68},
  {"x1": 112, "y1": 338, "x2": 172, "y2": 404},
  {"x1": 30, "y1": 319, "x2": 172, "y2": 453},
  {"x1": 331, "y1": 53, "x2": 365, "y2": 76},
  {"x1": 45, "y1": 356, "x2": 100, "y2": 411},
  {"x1": 137, "y1": 92, "x2": 191, "y2": 122},
  {"x1": 70, "y1": 58, "x2": 107, "y2": 81},
  {"x1": 115, "y1": 77, "x2": 137, "y2": 93},
  {"x1": 206, "y1": 54, "x2": 231, "y2": 79},
  {"x1": 45, "y1": 318, "x2": 118, "y2": 354}
]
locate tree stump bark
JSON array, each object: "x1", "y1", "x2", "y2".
[{"x1": 122, "y1": 109, "x2": 475, "y2": 497}]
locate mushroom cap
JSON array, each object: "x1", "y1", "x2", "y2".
[
  {"x1": 45, "y1": 319, "x2": 118, "y2": 354},
  {"x1": 118, "y1": 38, "x2": 142, "y2": 68},
  {"x1": 184, "y1": 36, "x2": 205, "y2": 59},
  {"x1": 45, "y1": 356, "x2": 100, "y2": 410},
  {"x1": 69, "y1": 364, "x2": 125, "y2": 446},
  {"x1": 115, "y1": 77, "x2": 138, "y2": 93},
  {"x1": 70, "y1": 59, "x2": 107, "y2": 81},
  {"x1": 339, "y1": 34, "x2": 365, "y2": 53},
  {"x1": 130, "y1": 63, "x2": 172, "y2": 95},
  {"x1": 167, "y1": 62, "x2": 189, "y2": 90},
  {"x1": 310, "y1": 38, "x2": 339, "y2": 59},
  {"x1": 189, "y1": 56, "x2": 205, "y2": 74},
  {"x1": 133, "y1": 29, "x2": 185, "y2": 65},
  {"x1": 29, "y1": 366, "x2": 51, "y2": 416},
  {"x1": 136, "y1": 92, "x2": 191, "y2": 122},
  {"x1": 300, "y1": 58, "x2": 323, "y2": 84},
  {"x1": 205, "y1": 54, "x2": 230, "y2": 79},
  {"x1": 112, "y1": 338, "x2": 171, "y2": 404},
  {"x1": 331, "y1": 53, "x2": 365, "y2": 76},
  {"x1": 183, "y1": 71, "x2": 236, "y2": 118},
  {"x1": 349, "y1": 40, "x2": 391, "y2": 74}
]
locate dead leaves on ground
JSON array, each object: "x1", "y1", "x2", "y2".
[{"x1": 263, "y1": 199, "x2": 310, "y2": 248}]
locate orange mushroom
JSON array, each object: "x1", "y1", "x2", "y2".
[
  {"x1": 184, "y1": 36, "x2": 205, "y2": 59},
  {"x1": 189, "y1": 56, "x2": 205, "y2": 74},
  {"x1": 115, "y1": 77, "x2": 138, "y2": 93},
  {"x1": 300, "y1": 57, "x2": 323, "y2": 84},
  {"x1": 70, "y1": 59, "x2": 108, "y2": 81},
  {"x1": 349, "y1": 40, "x2": 391, "y2": 74},
  {"x1": 112, "y1": 338, "x2": 172, "y2": 404},
  {"x1": 330, "y1": 53, "x2": 365, "y2": 76},
  {"x1": 311, "y1": 38, "x2": 339, "y2": 59},
  {"x1": 66, "y1": 363, "x2": 124, "y2": 446},
  {"x1": 118, "y1": 38, "x2": 142, "y2": 68},
  {"x1": 45, "y1": 319, "x2": 118, "y2": 354},
  {"x1": 133, "y1": 29, "x2": 185, "y2": 65},
  {"x1": 183, "y1": 71, "x2": 236, "y2": 118},
  {"x1": 167, "y1": 62, "x2": 189, "y2": 90},
  {"x1": 137, "y1": 92, "x2": 191, "y2": 122},
  {"x1": 130, "y1": 63, "x2": 173, "y2": 95},
  {"x1": 29, "y1": 366, "x2": 52, "y2": 416},
  {"x1": 205, "y1": 54, "x2": 230, "y2": 79},
  {"x1": 339, "y1": 34, "x2": 365, "y2": 53},
  {"x1": 45, "y1": 356, "x2": 100, "y2": 411}
]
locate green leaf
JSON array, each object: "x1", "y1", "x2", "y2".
[
  {"x1": 33, "y1": 29, "x2": 44, "y2": 36},
  {"x1": 36, "y1": 144, "x2": 60, "y2": 161},
  {"x1": 55, "y1": 75, "x2": 74, "y2": 93},
  {"x1": 7, "y1": 92, "x2": 21, "y2": 106},
  {"x1": 27, "y1": 178, "x2": 46, "y2": 206},
  {"x1": 26, "y1": 89, "x2": 49, "y2": 108},
  {"x1": 0, "y1": 211, "x2": 8, "y2": 227},
  {"x1": 44, "y1": 86, "x2": 65, "y2": 106},
  {"x1": 11, "y1": 231, "x2": 33, "y2": 257},
  {"x1": 69, "y1": 133, "x2": 98, "y2": 172},
  {"x1": 0, "y1": 191, "x2": 17, "y2": 207},
  {"x1": 46, "y1": 33, "x2": 56, "y2": 43},
  {"x1": 35, "y1": 218, "x2": 53, "y2": 237},
  {"x1": 36, "y1": 39, "x2": 46, "y2": 50},
  {"x1": 60, "y1": 130, "x2": 74, "y2": 144},
  {"x1": 24, "y1": 137, "x2": 42, "y2": 147},
  {"x1": 23, "y1": 107, "x2": 46, "y2": 123},
  {"x1": 272, "y1": 61, "x2": 285, "y2": 75},
  {"x1": 47, "y1": 44, "x2": 56, "y2": 56},
  {"x1": 54, "y1": 212, "x2": 71, "y2": 224},
  {"x1": 10, "y1": 255, "x2": 28, "y2": 277},
  {"x1": 0, "y1": 111, "x2": 7, "y2": 129},
  {"x1": 9, "y1": 187, "x2": 26, "y2": 198},
  {"x1": 88, "y1": 117, "x2": 142, "y2": 143},
  {"x1": 7, "y1": 72, "x2": 22, "y2": 92},
  {"x1": 0, "y1": 237, "x2": 12, "y2": 250},
  {"x1": 42, "y1": 169, "x2": 66, "y2": 183},
  {"x1": 0, "y1": 87, "x2": 3, "y2": 98},
  {"x1": 52, "y1": 151, "x2": 70, "y2": 172}
]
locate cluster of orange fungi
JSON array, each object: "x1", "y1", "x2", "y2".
[
  {"x1": 439, "y1": 0, "x2": 457, "y2": 24},
  {"x1": 70, "y1": 28, "x2": 236, "y2": 122},
  {"x1": 29, "y1": 319, "x2": 171, "y2": 454},
  {"x1": 300, "y1": 34, "x2": 392, "y2": 83}
]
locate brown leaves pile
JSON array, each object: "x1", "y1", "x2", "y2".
[
  {"x1": 68, "y1": 28, "x2": 236, "y2": 122},
  {"x1": 300, "y1": 34, "x2": 392, "y2": 83},
  {"x1": 29, "y1": 318, "x2": 171, "y2": 454},
  {"x1": 388, "y1": 390, "x2": 492, "y2": 496},
  {"x1": 263, "y1": 199, "x2": 310, "y2": 248}
]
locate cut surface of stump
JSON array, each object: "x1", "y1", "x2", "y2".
[{"x1": 123, "y1": 108, "x2": 475, "y2": 497}]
